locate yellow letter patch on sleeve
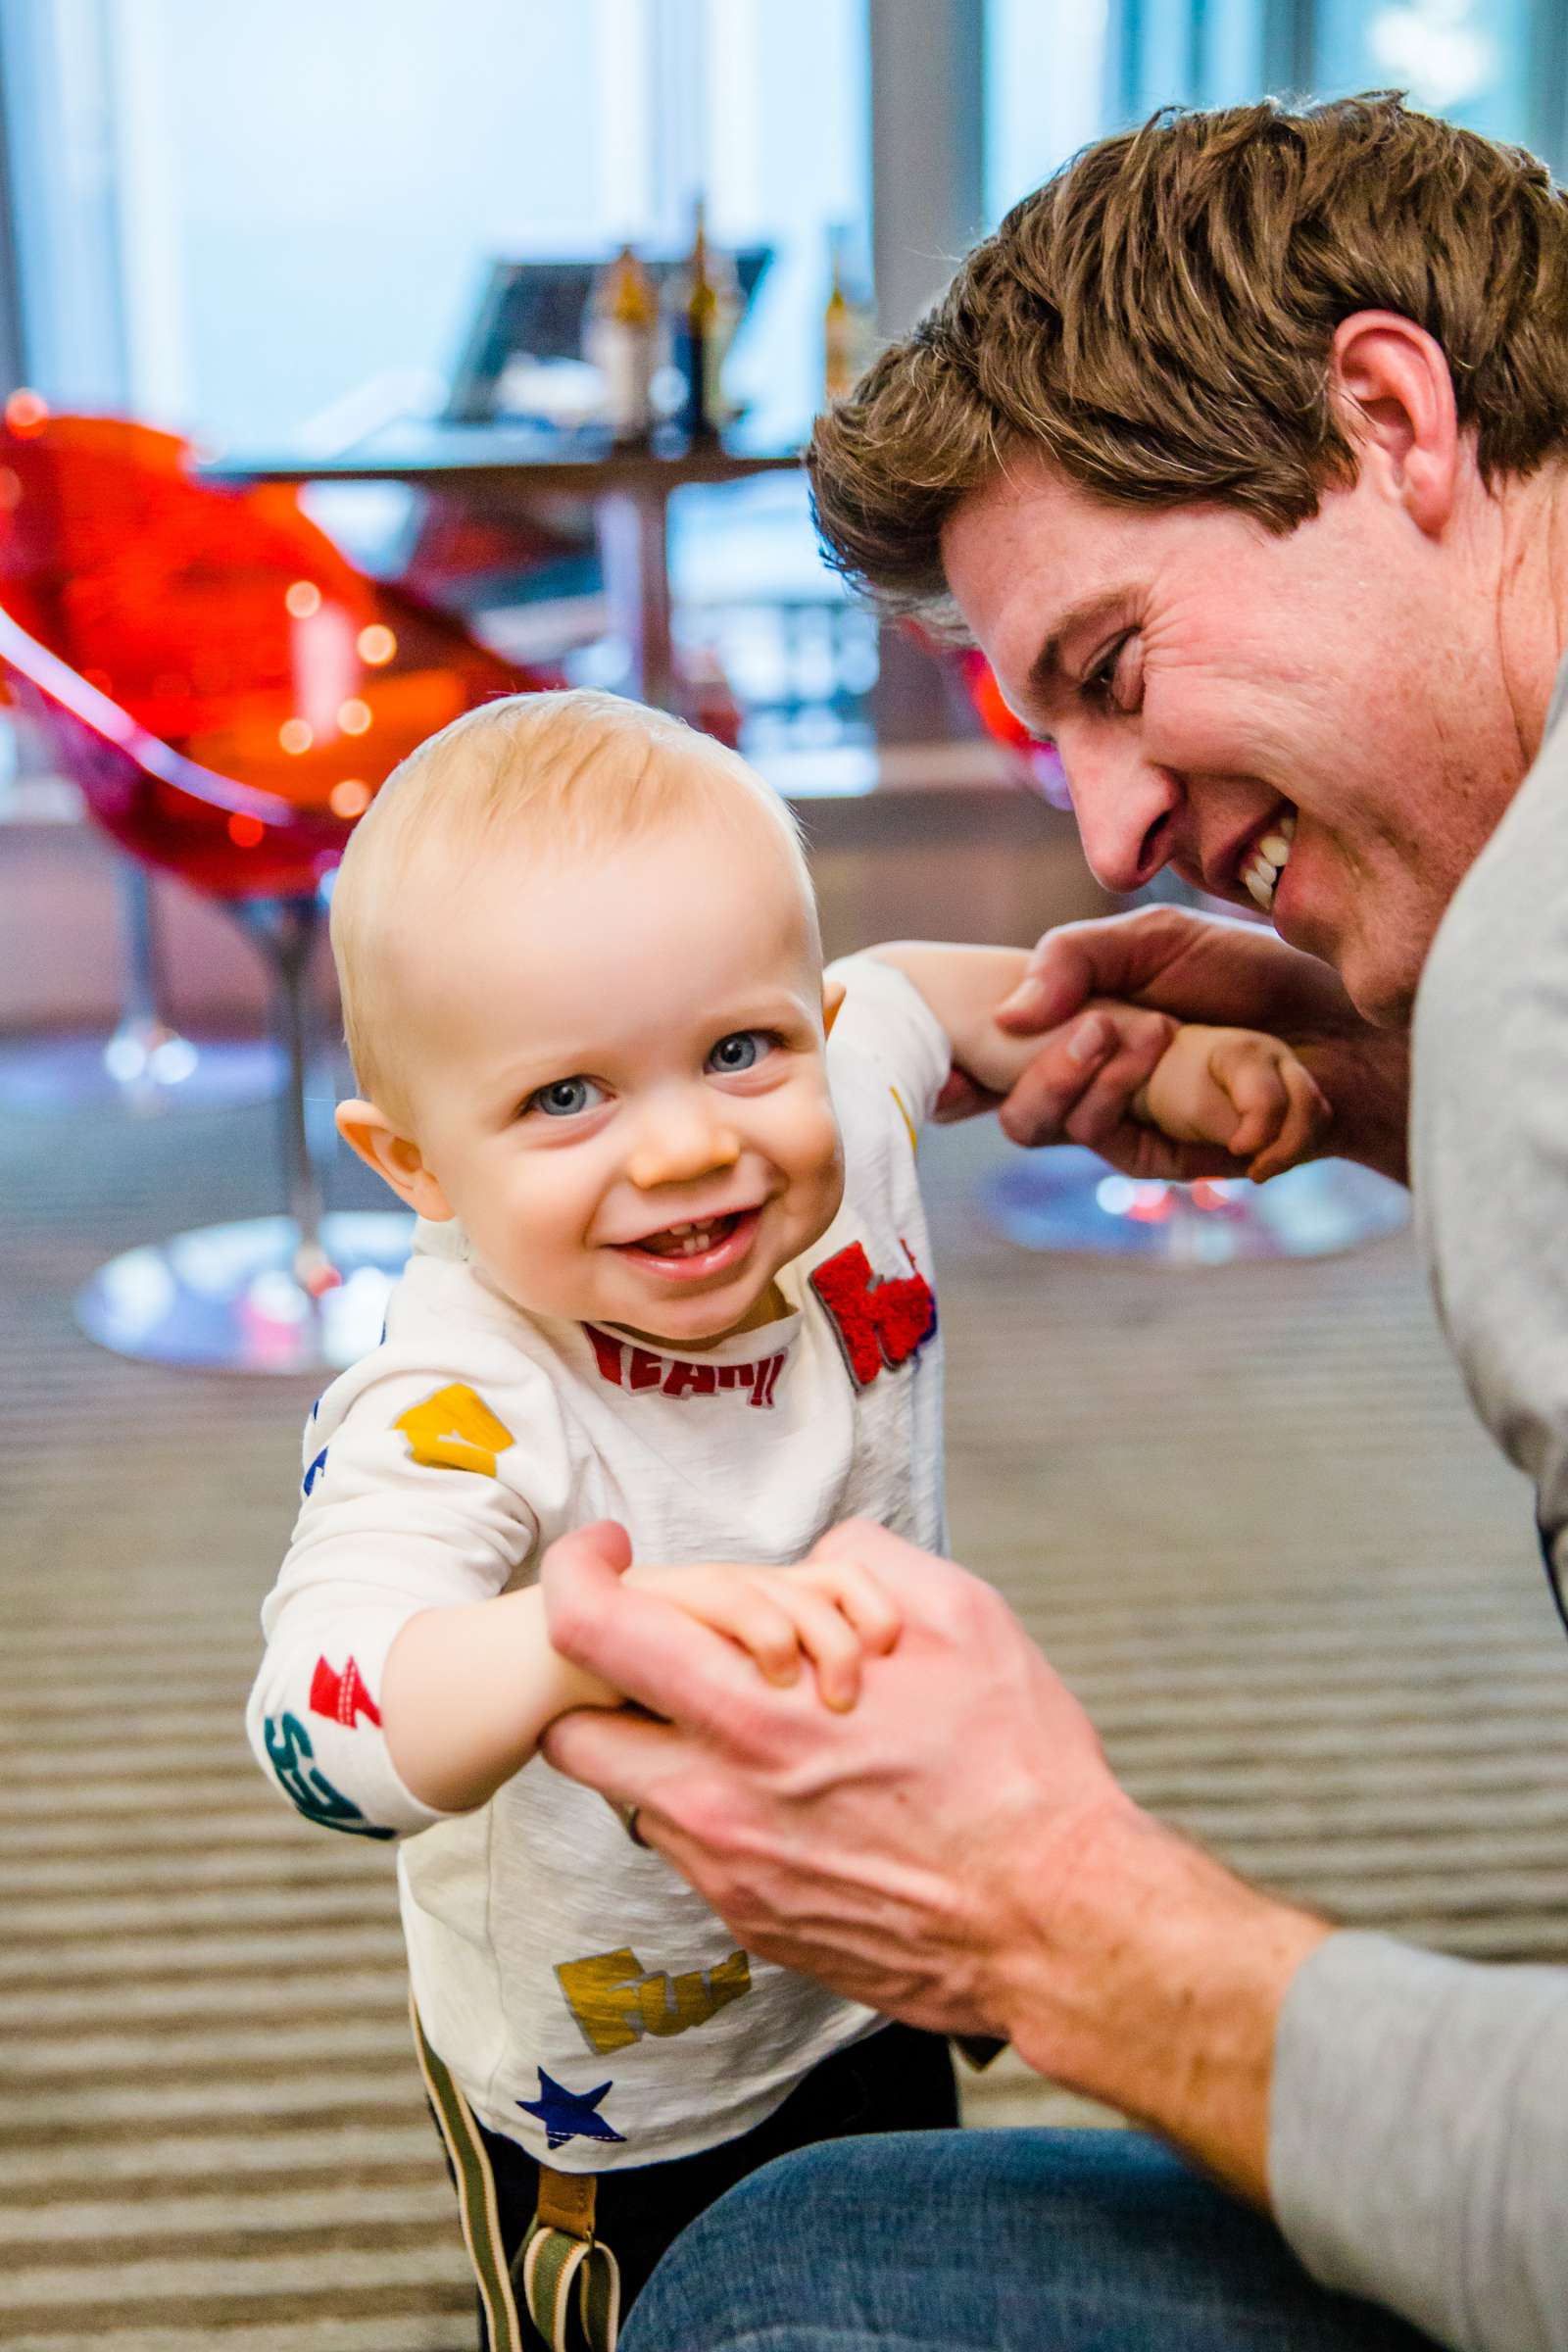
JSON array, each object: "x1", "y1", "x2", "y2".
[{"x1": 394, "y1": 1383, "x2": 515, "y2": 1478}]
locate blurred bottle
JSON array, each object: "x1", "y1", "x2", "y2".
[
  {"x1": 668, "y1": 197, "x2": 736, "y2": 441},
  {"x1": 823, "y1": 224, "x2": 875, "y2": 405},
  {"x1": 587, "y1": 244, "x2": 659, "y2": 444}
]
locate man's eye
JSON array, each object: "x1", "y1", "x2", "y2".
[
  {"x1": 706, "y1": 1030, "x2": 774, "y2": 1074},
  {"x1": 523, "y1": 1076, "x2": 606, "y2": 1118},
  {"x1": 1085, "y1": 635, "x2": 1136, "y2": 710}
]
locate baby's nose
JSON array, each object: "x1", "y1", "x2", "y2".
[{"x1": 625, "y1": 1106, "x2": 742, "y2": 1191}]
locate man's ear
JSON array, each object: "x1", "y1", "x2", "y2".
[
  {"x1": 1329, "y1": 311, "x2": 1460, "y2": 536},
  {"x1": 822, "y1": 977, "x2": 847, "y2": 1038},
  {"x1": 335, "y1": 1100, "x2": 455, "y2": 1220}
]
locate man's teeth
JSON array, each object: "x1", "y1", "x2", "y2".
[{"x1": 1242, "y1": 810, "x2": 1297, "y2": 912}]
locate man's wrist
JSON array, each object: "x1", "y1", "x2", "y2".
[{"x1": 993, "y1": 1798, "x2": 1331, "y2": 2205}]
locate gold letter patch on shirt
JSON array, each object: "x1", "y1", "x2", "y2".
[
  {"x1": 394, "y1": 1383, "x2": 514, "y2": 1477},
  {"x1": 556, "y1": 1945, "x2": 752, "y2": 2055}
]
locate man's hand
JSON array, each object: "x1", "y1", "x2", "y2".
[
  {"x1": 938, "y1": 906, "x2": 1409, "y2": 1185},
  {"x1": 539, "y1": 1518, "x2": 1328, "y2": 2207}
]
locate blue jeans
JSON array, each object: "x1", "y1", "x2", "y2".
[{"x1": 620, "y1": 2128, "x2": 1441, "y2": 2350}]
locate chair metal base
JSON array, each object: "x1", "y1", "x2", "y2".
[
  {"x1": 75, "y1": 1212, "x2": 414, "y2": 1372},
  {"x1": 984, "y1": 1148, "x2": 1409, "y2": 1264},
  {"x1": 0, "y1": 1024, "x2": 283, "y2": 1115}
]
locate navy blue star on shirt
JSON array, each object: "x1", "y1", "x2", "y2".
[{"x1": 517, "y1": 2068, "x2": 627, "y2": 2151}]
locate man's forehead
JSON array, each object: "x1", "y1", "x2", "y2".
[{"x1": 944, "y1": 464, "x2": 1137, "y2": 633}]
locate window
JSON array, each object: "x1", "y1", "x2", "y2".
[{"x1": 4, "y1": 0, "x2": 870, "y2": 450}]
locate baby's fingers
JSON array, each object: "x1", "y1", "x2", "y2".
[
  {"x1": 794, "y1": 1556, "x2": 901, "y2": 1655},
  {"x1": 760, "y1": 1575, "x2": 868, "y2": 1711},
  {"x1": 1248, "y1": 1054, "x2": 1331, "y2": 1181},
  {"x1": 644, "y1": 1566, "x2": 807, "y2": 1689},
  {"x1": 1207, "y1": 1040, "x2": 1294, "y2": 1162}
]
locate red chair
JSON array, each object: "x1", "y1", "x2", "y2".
[{"x1": 0, "y1": 407, "x2": 550, "y2": 1369}]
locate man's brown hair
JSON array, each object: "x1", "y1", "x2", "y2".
[{"x1": 808, "y1": 93, "x2": 1568, "y2": 618}]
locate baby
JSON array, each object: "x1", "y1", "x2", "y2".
[{"x1": 247, "y1": 689, "x2": 1325, "y2": 2351}]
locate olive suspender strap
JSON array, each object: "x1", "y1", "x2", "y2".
[
  {"x1": 519, "y1": 2169, "x2": 621, "y2": 2352},
  {"x1": 412, "y1": 1997, "x2": 620, "y2": 2352},
  {"x1": 411, "y1": 1994, "x2": 525, "y2": 2352}
]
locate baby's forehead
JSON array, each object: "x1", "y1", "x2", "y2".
[{"x1": 391, "y1": 783, "x2": 818, "y2": 985}]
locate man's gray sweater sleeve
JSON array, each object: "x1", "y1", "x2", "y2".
[{"x1": 1271, "y1": 1932, "x2": 1568, "y2": 2349}]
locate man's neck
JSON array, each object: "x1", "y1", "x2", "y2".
[{"x1": 1494, "y1": 459, "x2": 1568, "y2": 771}]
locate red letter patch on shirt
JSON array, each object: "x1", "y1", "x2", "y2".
[
  {"x1": 310, "y1": 1654, "x2": 382, "y2": 1731},
  {"x1": 586, "y1": 1330, "x2": 786, "y2": 1409},
  {"x1": 809, "y1": 1241, "x2": 936, "y2": 1387}
]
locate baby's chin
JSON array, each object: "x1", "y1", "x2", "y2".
[{"x1": 610, "y1": 1276, "x2": 791, "y2": 1354}]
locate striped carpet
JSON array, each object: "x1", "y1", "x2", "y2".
[{"x1": 4, "y1": 1080, "x2": 1566, "y2": 2348}]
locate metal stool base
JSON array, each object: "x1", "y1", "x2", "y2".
[
  {"x1": 0, "y1": 1028, "x2": 283, "y2": 1115},
  {"x1": 984, "y1": 1149, "x2": 1409, "y2": 1264},
  {"x1": 75, "y1": 1212, "x2": 414, "y2": 1372}
]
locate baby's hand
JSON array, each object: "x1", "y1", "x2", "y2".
[
  {"x1": 1135, "y1": 1022, "x2": 1331, "y2": 1182},
  {"x1": 623, "y1": 1553, "x2": 900, "y2": 1711}
]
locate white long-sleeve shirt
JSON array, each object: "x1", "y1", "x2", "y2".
[{"x1": 247, "y1": 956, "x2": 950, "y2": 2169}]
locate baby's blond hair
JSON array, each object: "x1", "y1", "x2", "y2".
[{"x1": 329, "y1": 689, "x2": 817, "y2": 1125}]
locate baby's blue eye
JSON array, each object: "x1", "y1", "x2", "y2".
[
  {"x1": 707, "y1": 1030, "x2": 772, "y2": 1074},
  {"x1": 524, "y1": 1076, "x2": 605, "y2": 1118}
]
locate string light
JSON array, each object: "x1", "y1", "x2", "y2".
[
  {"x1": 337, "y1": 699, "x2": 371, "y2": 735},
  {"x1": 285, "y1": 580, "x2": 322, "y2": 618},
  {"x1": 227, "y1": 812, "x2": 265, "y2": 848},
  {"x1": 356, "y1": 624, "x2": 396, "y2": 664},
  {"x1": 279, "y1": 718, "x2": 314, "y2": 754},
  {"x1": 329, "y1": 778, "x2": 371, "y2": 817}
]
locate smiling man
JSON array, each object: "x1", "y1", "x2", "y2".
[{"x1": 538, "y1": 95, "x2": 1568, "y2": 2352}]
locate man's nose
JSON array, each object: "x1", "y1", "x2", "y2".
[
  {"x1": 625, "y1": 1093, "x2": 742, "y2": 1191},
  {"x1": 1059, "y1": 732, "x2": 1183, "y2": 896}
]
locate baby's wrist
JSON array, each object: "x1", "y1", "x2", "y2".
[{"x1": 548, "y1": 1648, "x2": 621, "y2": 1715}]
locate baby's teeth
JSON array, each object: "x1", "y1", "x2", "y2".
[{"x1": 1257, "y1": 829, "x2": 1293, "y2": 867}]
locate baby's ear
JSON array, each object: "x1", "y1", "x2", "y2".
[
  {"x1": 335, "y1": 1100, "x2": 455, "y2": 1220},
  {"x1": 822, "y1": 977, "x2": 848, "y2": 1038}
]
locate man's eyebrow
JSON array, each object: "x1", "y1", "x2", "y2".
[{"x1": 1025, "y1": 588, "x2": 1137, "y2": 712}]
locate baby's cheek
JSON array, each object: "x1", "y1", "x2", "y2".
[{"x1": 791, "y1": 1092, "x2": 843, "y2": 1181}]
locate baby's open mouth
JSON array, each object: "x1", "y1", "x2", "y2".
[{"x1": 624, "y1": 1212, "x2": 745, "y2": 1259}]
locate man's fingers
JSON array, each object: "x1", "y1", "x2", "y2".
[
  {"x1": 994, "y1": 906, "x2": 1214, "y2": 1035},
  {"x1": 540, "y1": 1704, "x2": 687, "y2": 1832},
  {"x1": 994, "y1": 931, "x2": 1101, "y2": 1032},
  {"x1": 1062, "y1": 1029, "x2": 1180, "y2": 1151},
  {"x1": 996, "y1": 1019, "x2": 1116, "y2": 1147},
  {"x1": 933, "y1": 1066, "x2": 1005, "y2": 1124}
]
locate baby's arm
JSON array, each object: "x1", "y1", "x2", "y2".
[
  {"x1": 866, "y1": 942, "x2": 1328, "y2": 1177},
  {"x1": 380, "y1": 1547, "x2": 899, "y2": 1814},
  {"x1": 252, "y1": 1328, "x2": 906, "y2": 1831}
]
